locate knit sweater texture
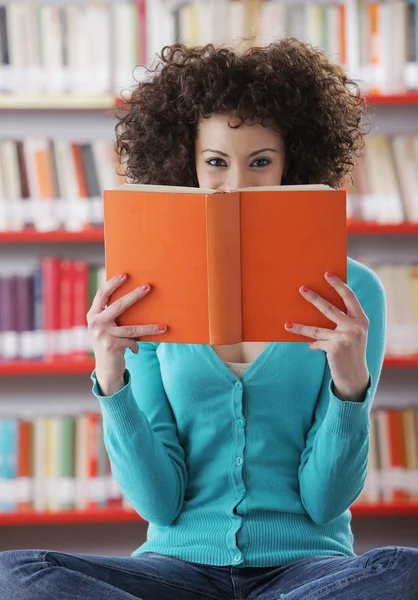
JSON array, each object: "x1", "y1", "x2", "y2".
[{"x1": 91, "y1": 256, "x2": 386, "y2": 567}]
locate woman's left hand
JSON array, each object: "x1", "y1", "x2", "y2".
[{"x1": 284, "y1": 271, "x2": 370, "y2": 403}]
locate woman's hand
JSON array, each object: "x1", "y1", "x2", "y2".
[
  {"x1": 87, "y1": 274, "x2": 167, "y2": 395},
  {"x1": 284, "y1": 271, "x2": 370, "y2": 403}
]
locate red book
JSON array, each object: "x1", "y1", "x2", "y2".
[
  {"x1": 41, "y1": 257, "x2": 61, "y2": 360},
  {"x1": 387, "y1": 409, "x2": 408, "y2": 501},
  {"x1": 59, "y1": 260, "x2": 73, "y2": 357},
  {"x1": 87, "y1": 413, "x2": 100, "y2": 510},
  {"x1": 71, "y1": 260, "x2": 89, "y2": 360},
  {"x1": 137, "y1": 0, "x2": 147, "y2": 65}
]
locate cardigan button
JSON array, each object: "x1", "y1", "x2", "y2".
[{"x1": 235, "y1": 381, "x2": 243, "y2": 390}]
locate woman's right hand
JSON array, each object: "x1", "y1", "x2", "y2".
[{"x1": 87, "y1": 273, "x2": 166, "y2": 396}]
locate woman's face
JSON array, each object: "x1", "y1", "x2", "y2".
[{"x1": 195, "y1": 113, "x2": 286, "y2": 190}]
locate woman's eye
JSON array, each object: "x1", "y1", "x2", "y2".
[
  {"x1": 251, "y1": 158, "x2": 271, "y2": 167},
  {"x1": 206, "y1": 158, "x2": 227, "y2": 167}
]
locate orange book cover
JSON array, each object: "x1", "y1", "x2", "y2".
[{"x1": 103, "y1": 184, "x2": 347, "y2": 344}]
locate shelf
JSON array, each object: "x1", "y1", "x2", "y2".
[
  {"x1": 347, "y1": 222, "x2": 418, "y2": 235},
  {"x1": 0, "y1": 93, "x2": 118, "y2": 110},
  {"x1": 1, "y1": 223, "x2": 418, "y2": 244},
  {"x1": 1, "y1": 501, "x2": 418, "y2": 525},
  {"x1": 366, "y1": 93, "x2": 418, "y2": 105},
  {"x1": 0, "y1": 228, "x2": 105, "y2": 243},
  {"x1": 0, "y1": 93, "x2": 418, "y2": 111},
  {"x1": 383, "y1": 355, "x2": 418, "y2": 368},
  {"x1": 0, "y1": 356, "x2": 416, "y2": 376},
  {"x1": 0, "y1": 358, "x2": 95, "y2": 376},
  {"x1": 351, "y1": 501, "x2": 418, "y2": 516},
  {"x1": 0, "y1": 507, "x2": 143, "y2": 526}
]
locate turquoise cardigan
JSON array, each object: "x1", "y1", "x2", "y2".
[{"x1": 91, "y1": 256, "x2": 386, "y2": 567}]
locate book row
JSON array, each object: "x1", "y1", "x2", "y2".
[
  {"x1": 1, "y1": 1, "x2": 418, "y2": 98},
  {"x1": 0, "y1": 0, "x2": 146, "y2": 95},
  {"x1": 0, "y1": 412, "x2": 134, "y2": 513},
  {"x1": 174, "y1": 0, "x2": 418, "y2": 95},
  {"x1": 1, "y1": 407, "x2": 418, "y2": 514},
  {"x1": 0, "y1": 259, "x2": 105, "y2": 360},
  {"x1": 360, "y1": 261, "x2": 418, "y2": 356},
  {"x1": 0, "y1": 137, "x2": 124, "y2": 232},
  {"x1": 0, "y1": 259, "x2": 417, "y2": 359},
  {"x1": 360, "y1": 407, "x2": 418, "y2": 503},
  {"x1": 347, "y1": 134, "x2": 418, "y2": 225},
  {"x1": 2, "y1": 132, "x2": 418, "y2": 234}
]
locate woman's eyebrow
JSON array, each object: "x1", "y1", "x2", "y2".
[{"x1": 201, "y1": 148, "x2": 278, "y2": 158}]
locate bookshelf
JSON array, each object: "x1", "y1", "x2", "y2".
[
  {"x1": 0, "y1": 356, "x2": 416, "y2": 377},
  {"x1": 2, "y1": 501, "x2": 418, "y2": 527},
  {"x1": 1, "y1": 0, "x2": 418, "y2": 556},
  {"x1": 0, "y1": 93, "x2": 418, "y2": 112},
  {"x1": 2, "y1": 223, "x2": 418, "y2": 244}
]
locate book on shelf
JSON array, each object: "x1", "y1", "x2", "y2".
[
  {"x1": 104, "y1": 183, "x2": 347, "y2": 345},
  {"x1": 2, "y1": 405, "x2": 418, "y2": 515},
  {"x1": 0, "y1": 412, "x2": 135, "y2": 514},
  {"x1": 357, "y1": 260, "x2": 418, "y2": 357},
  {"x1": 0, "y1": 259, "x2": 105, "y2": 361},
  {"x1": 359, "y1": 407, "x2": 418, "y2": 503},
  {"x1": 346, "y1": 133, "x2": 418, "y2": 225},
  {"x1": 1, "y1": 2, "x2": 418, "y2": 100},
  {"x1": 0, "y1": 137, "x2": 123, "y2": 232}
]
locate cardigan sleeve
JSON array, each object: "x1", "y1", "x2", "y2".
[
  {"x1": 298, "y1": 261, "x2": 387, "y2": 525},
  {"x1": 91, "y1": 341, "x2": 187, "y2": 526}
]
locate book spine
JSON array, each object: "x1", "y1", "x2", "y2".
[
  {"x1": 42, "y1": 257, "x2": 61, "y2": 360},
  {"x1": 206, "y1": 192, "x2": 242, "y2": 345}
]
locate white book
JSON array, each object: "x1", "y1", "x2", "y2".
[
  {"x1": 66, "y1": 5, "x2": 90, "y2": 93},
  {"x1": 25, "y1": 1, "x2": 42, "y2": 93},
  {"x1": 112, "y1": 2, "x2": 138, "y2": 95},
  {"x1": 391, "y1": 135, "x2": 418, "y2": 223},
  {"x1": 39, "y1": 4, "x2": 65, "y2": 94},
  {"x1": 6, "y1": 2, "x2": 27, "y2": 92},
  {"x1": 91, "y1": 140, "x2": 119, "y2": 192},
  {"x1": 85, "y1": 4, "x2": 111, "y2": 94},
  {"x1": 363, "y1": 135, "x2": 404, "y2": 224},
  {"x1": 327, "y1": 4, "x2": 341, "y2": 65},
  {"x1": 259, "y1": 2, "x2": 286, "y2": 45},
  {"x1": 53, "y1": 139, "x2": 89, "y2": 231},
  {"x1": 146, "y1": 0, "x2": 175, "y2": 67},
  {"x1": 0, "y1": 140, "x2": 25, "y2": 231}
]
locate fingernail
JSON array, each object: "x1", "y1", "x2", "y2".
[
  {"x1": 326, "y1": 272, "x2": 334, "y2": 278},
  {"x1": 301, "y1": 286, "x2": 310, "y2": 293},
  {"x1": 141, "y1": 284, "x2": 149, "y2": 290},
  {"x1": 285, "y1": 322, "x2": 294, "y2": 329},
  {"x1": 157, "y1": 324, "x2": 166, "y2": 331},
  {"x1": 117, "y1": 273, "x2": 126, "y2": 279}
]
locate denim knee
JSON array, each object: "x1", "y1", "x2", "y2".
[{"x1": 0, "y1": 549, "x2": 47, "y2": 600}]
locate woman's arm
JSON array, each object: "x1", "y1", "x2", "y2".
[
  {"x1": 298, "y1": 261, "x2": 386, "y2": 525},
  {"x1": 91, "y1": 341, "x2": 187, "y2": 526}
]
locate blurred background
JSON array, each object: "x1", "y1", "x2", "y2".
[{"x1": 0, "y1": 0, "x2": 418, "y2": 557}]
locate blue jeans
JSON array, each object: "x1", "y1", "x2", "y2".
[{"x1": 0, "y1": 546, "x2": 417, "y2": 599}]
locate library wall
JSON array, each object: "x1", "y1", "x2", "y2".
[{"x1": 1, "y1": 0, "x2": 418, "y2": 558}]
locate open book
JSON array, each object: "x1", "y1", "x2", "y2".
[{"x1": 103, "y1": 184, "x2": 347, "y2": 344}]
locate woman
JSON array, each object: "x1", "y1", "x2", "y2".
[{"x1": 1, "y1": 38, "x2": 417, "y2": 600}]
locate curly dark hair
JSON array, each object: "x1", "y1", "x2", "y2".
[{"x1": 114, "y1": 38, "x2": 367, "y2": 189}]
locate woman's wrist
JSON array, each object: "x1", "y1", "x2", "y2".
[{"x1": 96, "y1": 370, "x2": 127, "y2": 397}]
